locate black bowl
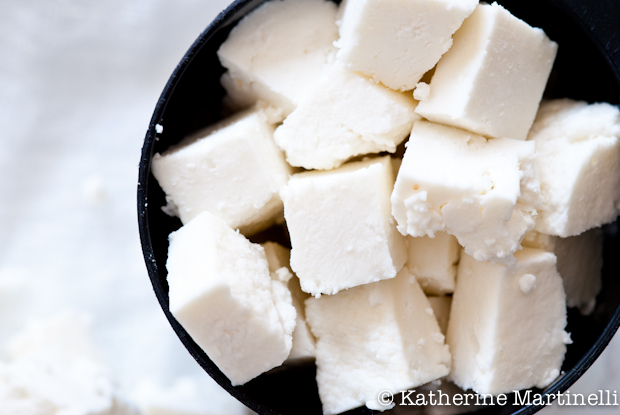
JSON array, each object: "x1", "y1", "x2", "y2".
[{"x1": 138, "y1": 1, "x2": 620, "y2": 414}]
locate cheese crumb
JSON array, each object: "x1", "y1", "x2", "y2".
[
  {"x1": 519, "y1": 273, "x2": 537, "y2": 294},
  {"x1": 413, "y1": 82, "x2": 431, "y2": 101}
]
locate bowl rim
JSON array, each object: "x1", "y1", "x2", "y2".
[{"x1": 137, "y1": 0, "x2": 620, "y2": 414}]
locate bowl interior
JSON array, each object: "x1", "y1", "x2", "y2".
[{"x1": 138, "y1": 0, "x2": 620, "y2": 414}]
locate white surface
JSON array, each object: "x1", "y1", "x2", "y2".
[
  {"x1": 0, "y1": 1, "x2": 251, "y2": 414},
  {"x1": 0, "y1": 0, "x2": 617, "y2": 414}
]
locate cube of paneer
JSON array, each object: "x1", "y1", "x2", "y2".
[
  {"x1": 522, "y1": 229, "x2": 604, "y2": 315},
  {"x1": 261, "y1": 242, "x2": 316, "y2": 362},
  {"x1": 406, "y1": 232, "x2": 460, "y2": 295},
  {"x1": 447, "y1": 248, "x2": 570, "y2": 395},
  {"x1": 305, "y1": 268, "x2": 451, "y2": 415},
  {"x1": 391, "y1": 121, "x2": 541, "y2": 265},
  {"x1": 527, "y1": 99, "x2": 620, "y2": 237},
  {"x1": 273, "y1": 64, "x2": 419, "y2": 170},
  {"x1": 151, "y1": 107, "x2": 292, "y2": 235},
  {"x1": 336, "y1": 0, "x2": 477, "y2": 91},
  {"x1": 166, "y1": 212, "x2": 295, "y2": 386},
  {"x1": 281, "y1": 156, "x2": 407, "y2": 296},
  {"x1": 217, "y1": 0, "x2": 338, "y2": 114},
  {"x1": 415, "y1": 3, "x2": 557, "y2": 141}
]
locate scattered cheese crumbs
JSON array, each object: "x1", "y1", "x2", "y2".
[
  {"x1": 415, "y1": 2, "x2": 557, "y2": 141},
  {"x1": 1, "y1": 311, "x2": 137, "y2": 415},
  {"x1": 336, "y1": 0, "x2": 477, "y2": 91},
  {"x1": 166, "y1": 212, "x2": 294, "y2": 385},
  {"x1": 519, "y1": 273, "x2": 537, "y2": 294}
]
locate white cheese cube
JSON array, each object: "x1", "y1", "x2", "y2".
[
  {"x1": 151, "y1": 107, "x2": 292, "y2": 235},
  {"x1": 305, "y1": 268, "x2": 451, "y2": 415},
  {"x1": 527, "y1": 99, "x2": 620, "y2": 236},
  {"x1": 262, "y1": 242, "x2": 316, "y2": 362},
  {"x1": 336, "y1": 0, "x2": 477, "y2": 91},
  {"x1": 415, "y1": 2, "x2": 557, "y2": 141},
  {"x1": 166, "y1": 212, "x2": 295, "y2": 386},
  {"x1": 447, "y1": 248, "x2": 570, "y2": 395},
  {"x1": 273, "y1": 64, "x2": 419, "y2": 170},
  {"x1": 406, "y1": 232, "x2": 460, "y2": 295},
  {"x1": 217, "y1": 0, "x2": 338, "y2": 114},
  {"x1": 522, "y1": 229, "x2": 604, "y2": 315},
  {"x1": 427, "y1": 296, "x2": 452, "y2": 335},
  {"x1": 281, "y1": 156, "x2": 407, "y2": 296},
  {"x1": 391, "y1": 121, "x2": 541, "y2": 265}
]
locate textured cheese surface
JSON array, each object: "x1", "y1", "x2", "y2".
[
  {"x1": 523, "y1": 229, "x2": 603, "y2": 315},
  {"x1": 392, "y1": 121, "x2": 541, "y2": 265},
  {"x1": 273, "y1": 63, "x2": 419, "y2": 170},
  {"x1": 447, "y1": 248, "x2": 570, "y2": 395},
  {"x1": 527, "y1": 99, "x2": 620, "y2": 237},
  {"x1": 336, "y1": 0, "x2": 477, "y2": 91},
  {"x1": 217, "y1": 0, "x2": 338, "y2": 114},
  {"x1": 281, "y1": 157, "x2": 407, "y2": 296},
  {"x1": 305, "y1": 268, "x2": 451, "y2": 415},
  {"x1": 166, "y1": 212, "x2": 294, "y2": 386},
  {"x1": 427, "y1": 296, "x2": 452, "y2": 335},
  {"x1": 262, "y1": 242, "x2": 316, "y2": 362},
  {"x1": 406, "y1": 232, "x2": 460, "y2": 295},
  {"x1": 151, "y1": 107, "x2": 291, "y2": 235},
  {"x1": 415, "y1": 2, "x2": 557, "y2": 141}
]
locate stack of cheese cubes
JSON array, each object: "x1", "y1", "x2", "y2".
[{"x1": 151, "y1": 0, "x2": 620, "y2": 413}]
